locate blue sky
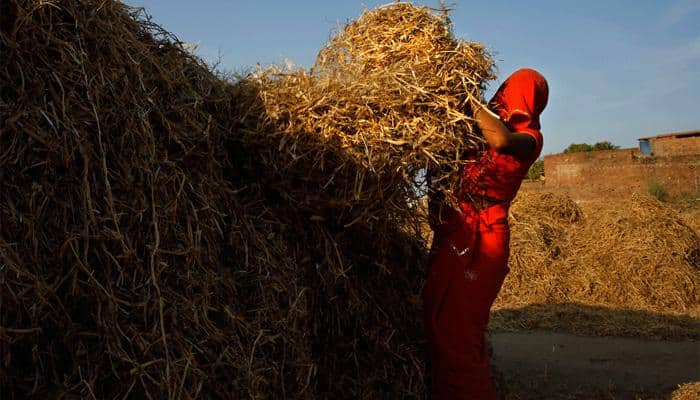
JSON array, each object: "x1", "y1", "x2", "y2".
[{"x1": 125, "y1": 0, "x2": 699, "y2": 155}]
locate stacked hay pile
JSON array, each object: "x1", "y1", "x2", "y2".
[
  {"x1": 1, "y1": 1, "x2": 493, "y2": 398},
  {"x1": 0, "y1": 1, "x2": 309, "y2": 398},
  {"x1": 494, "y1": 191, "x2": 700, "y2": 337}
]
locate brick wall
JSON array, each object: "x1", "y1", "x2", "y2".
[
  {"x1": 650, "y1": 135, "x2": 700, "y2": 157},
  {"x1": 541, "y1": 149, "x2": 699, "y2": 200}
]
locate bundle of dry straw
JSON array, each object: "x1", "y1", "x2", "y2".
[
  {"x1": 250, "y1": 2, "x2": 494, "y2": 232},
  {"x1": 1, "y1": 1, "x2": 494, "y2": 398}
]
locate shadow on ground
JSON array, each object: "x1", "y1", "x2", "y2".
[
  {"x1": 488, "y1": 303, "x2": 699, "y2": 399},
  {"x1": 490, "y1": 302, "x2": 699, "y2": 340}
]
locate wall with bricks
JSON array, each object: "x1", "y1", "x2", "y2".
[
  {"x1": 540, "y1": 148, "x2": 699, "y2": 200},
  {"x1": 650, "y1": 135, "x2": 700, "y2": 157}
]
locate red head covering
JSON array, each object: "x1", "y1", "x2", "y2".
[
  {"x1": 488, "y1": 68, "x2": 549, "y2": 135},
  {"x1": 457, "y1": 69, "x2": 549, "y2": 203}
]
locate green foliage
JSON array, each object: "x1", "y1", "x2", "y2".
[
  {"x1": 591, "y1": 141, "x2": 620, "y2": 151},
  {"x1": 647, "y1": 179, "x2": 668, "y2": 201},
  {"x1": 563, "y1": 143, "x2": 593, "y2": 153},
  {"x1": 563, "y1": 141, "x2": 620, "y2": 153},
  {"x1": 526, "y1": 158, "x2": 544, "y2": 180}
]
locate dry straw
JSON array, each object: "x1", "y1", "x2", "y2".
[
  {"x1": 251, "y1": 1, "x2": 494, "y2": 233},
  {"x1": 493, "y1": 192, "x2": 700, "y2": 338},
  {"x1": 3, "y1": 0, "x2": 697, "y2": 398},
  {"x1": 671, "y1": 382, "x2": 700, "y2": 400},
  {"x1": 0, "y1": 0, "x2": 299, "y2": 398},
  {"x1": 0, "y1": 1, "x2": 492, "y2": 398}
]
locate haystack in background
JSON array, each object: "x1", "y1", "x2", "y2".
[
  {"x1": 494, "y1": 192, "x2": 700, "y2": 338},
  {"x1": 1, "y1": 1, "x2": 494, "y2": 398},
  {"x1": 572, "y1": 195, "x2": 699, "y2": 311},
  {"x1": 672, "y1": 382, "x2": 700, "y2": 400}
]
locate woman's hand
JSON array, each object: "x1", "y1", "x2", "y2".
[{"x1": 473, "y1": 103, "x2": 536, "y2": 160}]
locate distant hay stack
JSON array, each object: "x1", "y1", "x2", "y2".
[
  {"x1": 494, "y1": 192, "x2": 700, "y2": 337},
  {"x1": 570, "y1": 195, "x2": 699, "y2": 311}
]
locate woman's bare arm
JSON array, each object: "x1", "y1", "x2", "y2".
[{"x1": 474, "y1": 105, "x2": 535, "y2": 159}]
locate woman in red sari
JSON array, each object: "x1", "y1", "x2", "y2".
[{"x1": 423, "y1": 68, "x2": 549, "y2": 399}]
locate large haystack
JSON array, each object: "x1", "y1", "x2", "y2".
[
  {"x1": 1, "y1": 1, "x2": 494, "y2": 398},
  {"x1": 0, "y1": 0, "x2": 306, "y2": 398},
  {"x1": 494, "y1": 191, "x2": 700, "y2": 337}
]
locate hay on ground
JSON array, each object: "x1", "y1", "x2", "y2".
[{"x1": 493, "y1": 191, "x2": 700, "y2": 337}]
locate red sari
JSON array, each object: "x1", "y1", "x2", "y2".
[{"x1": 423, "y1": 69, "x2": 549, "y2": 399}]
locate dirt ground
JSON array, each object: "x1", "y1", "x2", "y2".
[{"x1": 490, "y1": 331, "x2": 699, "y2": 400}]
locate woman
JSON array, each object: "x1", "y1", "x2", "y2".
[{"x1": 423, "y1": 68, "x2": 549, "y2": 399}]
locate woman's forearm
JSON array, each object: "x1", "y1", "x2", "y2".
[
  {"x1": 474, "y1": 105, "x2": 512, "y2": 151},
  {"x1": 473, "y1": 104, "x2": 535, "y2": 159}
]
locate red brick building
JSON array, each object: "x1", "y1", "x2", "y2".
[
  {"x1": 638, "y1": 130, "x2": 700, "y2": 157},
  {"x1": 538, "y1": 130, "x2": 699, "y2": 200}
]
